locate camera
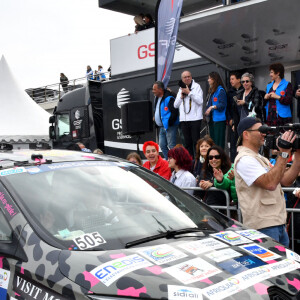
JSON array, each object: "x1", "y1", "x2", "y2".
[
  {"x1": 233, "y1": 96, "x2": 239, "y2": 103},
  {"x1": 259, "y1": 124, "x2": 300, "y2": 150}
]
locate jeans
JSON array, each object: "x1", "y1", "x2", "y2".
[
  {"x1": 159, "y1": 124, "x2": 178, "y2": 159},
  {"x1": 259, "y1": 225, "x2": 289, "y2": 247}
]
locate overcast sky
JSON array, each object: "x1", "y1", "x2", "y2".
[{"x1": 0, "y1": 0, "x2": 133, "y2": 89}]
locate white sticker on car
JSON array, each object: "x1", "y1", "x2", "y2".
[
  {"x1": 285, "y1": 249, "x2": 300, "y2": 262},
  {"x1": 237, "y1": 229, "x2": 268, "y2": 240},
  {"x1": 73, "y1": 232, "x2": 106, "y2": 250},
  {"x1": 138, "y1": 244, "x2": 187, "y2": 265},
  {"x1": 205, "y1": 248, "x2": 243, "y2": 262},
  {"x1": 0, "y1": 269, "x2": 10, "y2": 299},
  {"x1": 239, "y1": 244, "x2": 280, "y2": 261},
  {"x1": 90, "y1": 254, "x2": 152, "y2": 286},
  {"x1": 164, "y1": 257, "x2": 221, "y2": 284},
  {"x1": 178, "y1": 238, "x2": 228, "y2": 255},
  {"x1": 210, "y1": 231, "x2": 252, "y2": 245},
  {"x1": 0, "y1": 168, "x2": 26, "y2": 176},
  {"x1": 202, "y1": 259, "x2": 300, "y2": 300},
  {"x1": 168, "y1": 285, "x2": 203, "y2": 300}
]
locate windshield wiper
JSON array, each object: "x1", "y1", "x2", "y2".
[{"x1": 125, "y1": 227, "x2": 206, "y2": 248}]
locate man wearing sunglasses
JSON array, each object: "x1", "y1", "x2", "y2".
[{"x1": 234, "y1": 117, "x2": 300, "y2": 246}]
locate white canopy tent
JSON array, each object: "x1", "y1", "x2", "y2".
[{"x1": 0, "y1": 56, "x2": 50, "y2": 146}]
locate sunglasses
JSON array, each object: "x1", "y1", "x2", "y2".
[
  {"x1": 208, "y1": 155, "x2": 221, "y2": 160},
  {"x1": 241, "y1": 80, "x2": 250, "y2": 84}
]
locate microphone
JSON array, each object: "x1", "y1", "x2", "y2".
[{"x1": 258, "y1": 124, "x2": 278, "y2": 134}]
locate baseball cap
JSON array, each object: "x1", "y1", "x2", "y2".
[{"x1": 236, "y1": 117, "x2": 261, "y2": 146}]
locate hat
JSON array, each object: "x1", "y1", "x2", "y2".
[{"x1": 236, "y1": 117, "x2": 261, "y2": 146}]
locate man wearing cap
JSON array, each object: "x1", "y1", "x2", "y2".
[{"x1": 234, "y1": 117, "x2": 300, "y2": 246}]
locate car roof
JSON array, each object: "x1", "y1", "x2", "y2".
[{"x1": 0, "y1": 147, "x2": 123, "y2": 170}]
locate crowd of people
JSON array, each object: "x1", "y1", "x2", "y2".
[{"x1": 123, "y1": 62, "x2": 300, "y2": 248}]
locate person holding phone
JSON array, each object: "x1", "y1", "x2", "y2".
[{"x1": 174, "y1": 70, "x2": 204, "y2": 158}]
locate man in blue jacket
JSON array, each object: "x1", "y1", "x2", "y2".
[{"x1": 153, "y1": 81, "x2": 179, "y2": 159}]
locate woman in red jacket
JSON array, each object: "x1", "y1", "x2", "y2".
[{"x1": 142, "y1": 141, "x2": 171, "y2": 180}]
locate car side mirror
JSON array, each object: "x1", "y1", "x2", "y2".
[{"x1": 49, "y1": 126, "x2": 56, "y2": 140}]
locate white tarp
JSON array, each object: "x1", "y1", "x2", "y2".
[{"x1": 0, "y1": 55, "x2": 50, "y2": 143}]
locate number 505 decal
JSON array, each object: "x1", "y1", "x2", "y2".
[{"x1": 74, "y1": 232, "x2": 106, "y2": 250}]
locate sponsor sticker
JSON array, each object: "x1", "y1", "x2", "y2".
[
  {"x1": 178, "y1": 238, "x2": 228, "y2": 255},
  {"x1": 286, "y1": 249, "x2": 300, "y2": 262},
  {"x1": 73, "y1": 232, "x2": 106, "y2": 250},
  {"x1": 239, "y1": 244, "x2": 280, "y2": 261},
  {"x1": 90, "y1": 254, "x2": 152, "y2": 286},
  {"x1": 237, "y1": 229, "x2": 268, "y2": 240},
  {"x1": 138, "y1": 244, "x2": 187, "y2": 265},
  {"x1": 168, "y1": 285, "x2": 203, "y2": 300},
  {"x1": 205, "y1": 248, "x2": 242, "y2": 263},
  {"x1": 13, "y1": 272, "x2": 67, "y2": 300},
  {"x1": 0, "y1": 269, "x2": 10, "y2": 299},
  {"x1": 202, "y1": 259, "x2": 300, "y2": 300},
  {"x1": 0, "y1": 192, "x2": 19, "y2": 218},
  {"x1": 164, "y1": 257, "x2": 221, "y2": 284},
  {"x1": 210, "y1": 231, "x2": 252, "y2": 246},
  {"x1": 0, "y1": 167, "x2": 26, "y2": 176},
  {"x1": 218, "y1": 256, "x2": 265, "y2": 275}
]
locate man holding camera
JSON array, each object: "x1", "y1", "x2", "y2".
[
  {"x1": 174, "y1": 71, "x2": 203, "y2": 158},
  {"x1": 234, "y1": 117, "x2": 300, "y2": 246}
]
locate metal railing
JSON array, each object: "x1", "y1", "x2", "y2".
[
  {"x1": 25, "y1": 72, "x2": 110, "y2": 104},
  {"x1": 183, "y1": 186, "x2": 300, "y2": 251}
]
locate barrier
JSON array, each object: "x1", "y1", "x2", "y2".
[{"x1": 182, "y1": 186, "x2": 300, "y2": 251}]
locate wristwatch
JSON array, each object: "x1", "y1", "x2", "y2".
[{"x1": 279, "y1": 152, "x2": 289, "y2": 159}]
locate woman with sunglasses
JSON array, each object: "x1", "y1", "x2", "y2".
[
  {"x1": 264, "y1": 63, "x2": 293, "y2": 126},
  {"x1": 205, "y1": 72, "x2": 227, "y2": 149},
  {"x1": 199, "y1": 145, "x2": 236, "y2": 206},
  {"x1": 232, "y1": 72, "x2": 263, "y2": 132},
  {"x1": 168, "y1": 146, "x2": 196, "y2": 195}
]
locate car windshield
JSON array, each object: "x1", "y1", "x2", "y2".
[{"x1": 4, "y1": 161, "x2": 232, "y2": 250}]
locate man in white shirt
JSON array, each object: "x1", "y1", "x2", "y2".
[
  {"x1": 174, "y1": 71, "x2": 203, "y2": 158},
  {"x1": 234, "y1": 117, "x2": 300, "y2": 246}
]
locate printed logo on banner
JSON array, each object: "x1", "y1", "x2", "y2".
[
  {"x1": 13, "y1": 272, "x2": 67, "y2": 300},
  {"x1": 138, "y1": 244, "x2": 187, "y2": 265},
  {"x1": 205, "y1": 248, "x2": 242, "y2": 263},
  {"x1": 168, "y1": 285, "x2": 203, "y2": 300},
  {"x1": 0, "y1": 167, "x2": 26, "y2": 176},
  {"x1": 237, "y1": 229, "x2": 268, "y2": 240},
  {"x1": 218, "y1": 256, "x2": 266, "y2": 275},
  {"x1": 164, "y1": 257, "x2": 221, "y2": 284},
  {"x1": 286, "y1": 249, "x2": 300, "y2": 262},
  {"x1": 210, "y1": 231, "x2": 252, "y2": 246},
  {"x1": 178, "y1": 238, "x2": 228, "y2": 255},
  {"x1": 239, "y1": 244, "x2": 281, "y2": 261},
  {"x1": 90, "y1": 254, "x2": 152, "y2": 286}
]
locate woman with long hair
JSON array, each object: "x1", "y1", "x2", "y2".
[
  {"x1": 205, "y1": 72, "x2": 227, "y2": 148},
  {"x1": 126, "y1": 152, "x2": 142, "y2": 166},
  {"x1": 199, "y1": 145, "x2": 236, "y2": 206},
  {"x1": 168, "y1": 146, "x2": 196, "y2": 195}
]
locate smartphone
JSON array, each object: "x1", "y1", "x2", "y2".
[
  {"x1": 233, "y1": 96, "x2": 238, "y2": 103},
  {"x1": 298, "y1": 84, "x2": 300, "y2": 90}
]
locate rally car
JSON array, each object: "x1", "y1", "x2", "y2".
[{"x1": 0, "y1": 146, "x2": 299, "y2": 300}]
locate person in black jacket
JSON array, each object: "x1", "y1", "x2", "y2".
[
  {"x1": 143, "y1": 14, "x2": 155, "y2": 29},
  {"x1": 231, "y1": 72, "x2": 263, "y2": 137},
  {"x1": 227, "y1": 71, "x2": 244, "y2": 161},
  {"x1": 153, "y1": 81, "x2": 179, "y2": 159}
]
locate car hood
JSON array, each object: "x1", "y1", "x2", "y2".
[{"x1": 58, "y1": 236, "x2": 300, "y2": 299}]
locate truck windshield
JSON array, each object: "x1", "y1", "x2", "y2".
[
  {"x1": 57, "y1": 113, "x2": 70, "y2": 137},
  {"x1": 4, "y1": 162, "x2": 232, "y2": 250}
]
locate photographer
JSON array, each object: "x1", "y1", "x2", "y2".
[
  {"x1": 174, "y1": 71, "x2": 203, "y2": 158},
  {"x1": 234, "y1": 117, "x2": 300, "y2": 246}
]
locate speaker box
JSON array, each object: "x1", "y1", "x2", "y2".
[{"x1": 121, "y1": 100, "x2": 153, "y2": 135}]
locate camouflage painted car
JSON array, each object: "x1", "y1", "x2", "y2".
[{"x1": 0, "y1": 148, "x2": 299, "y2": 300}]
